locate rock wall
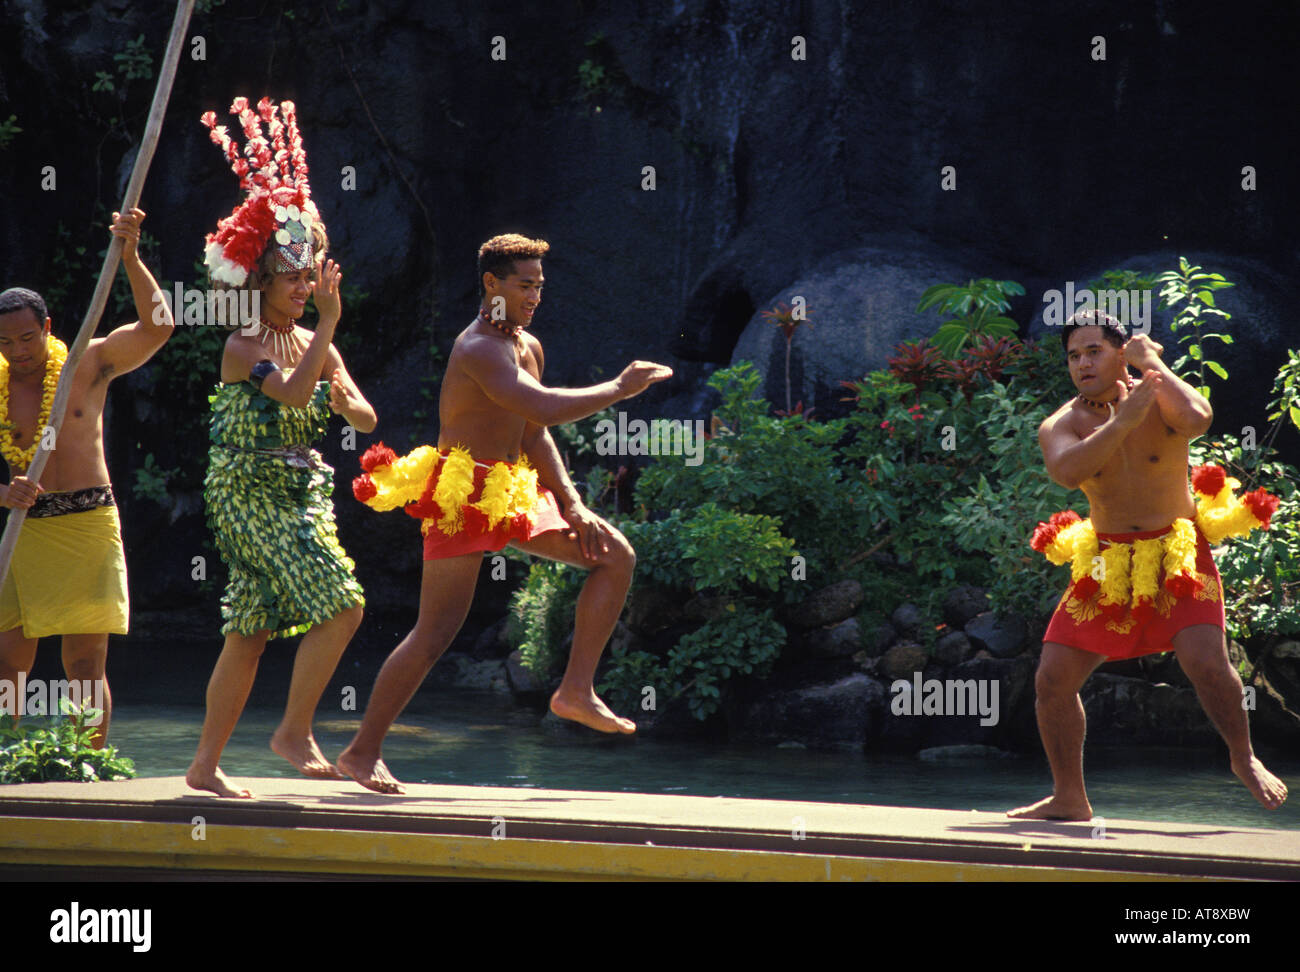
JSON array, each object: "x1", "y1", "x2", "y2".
[{"x1": 0, "y1": 0, "x2": 1295, "y2": 637}]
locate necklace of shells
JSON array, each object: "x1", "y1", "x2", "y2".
[
  {"x1": 252, "y1": 318, "x2": 302, "y2": 366},
  {"x1": 0, "y1": 335, "x2": 68, "y2": 470}
]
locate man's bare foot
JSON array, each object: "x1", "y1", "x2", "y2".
[
  {"x1": 185, "y1": 764, "x2": 253, "y2": 799},
  {"x1": 550, "y1": 689, "x2": 636, "y2": 734},
  {"x1": 1231, "y1": 754, "x2": 1289, "y2": 810},
  {"x1": 337, "y1": 746, "x2": 406, "y2": 795},
  {"x1": 1006, "y1": 794, "x2": 1093, "y2": 821},
  {"x1": 270, "y1": 729, "x2": 346, "y2": 780}
]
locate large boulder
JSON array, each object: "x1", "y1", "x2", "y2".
[
  {"x1": 729, "y1": 235, "x2": 995, "y2": 410},
  {"x1": 931, "y1": 630, "x2": 973, "y2": 667},
  {"x1": 881, "y1": 641, "x2": 929, "y2": 681},
  {"x1": 802, "y1": 617, "x2": 862, "y2": 659},
  {"x1": 785, "y1": 579, "x2": 864, "y2": 629},
  {"x1": 908, "y1": 654, "x2": 1036, "y2": 749},
  {"x1": 964, "y1": 611, "x2": 1029, "y2": 659},
  {"x1": 943, "y1": 586, "x2": 990, "y2": 629}
]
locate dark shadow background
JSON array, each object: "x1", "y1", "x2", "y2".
[{"x1": 0, "y1": 0, "x2": 1295, "y2": 657}]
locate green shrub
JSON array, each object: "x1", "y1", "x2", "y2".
[
  {"x1": 0, "y1": 701, "x2": 136, "y2": 783},
  {"x1": 940, "y1": 384, "x2": 1077, "y2": 616},
  {"x1": 508, "y1": 559, "x2": 585, "y2": 678},
  {"x1": 508, "y1": 267, "x2": 1300, "y2": 726},
  {"x1": 636, "y1": 363, "x2": 866, "y2": 569},
  {"x1": 1189, "y1": 351, "x2": 1300, "y2": 640},
  {"x1": 1155, "y1": 257, "x2": 1235, "y2": 401},
  {"x1": 916, "y1": 278, "x2": 1023, "y2": 358},
  {"x1": 601, "y1": 605, "x2": 786, "y2": 720}
]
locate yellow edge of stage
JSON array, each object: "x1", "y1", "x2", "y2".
[{"x1": 0, "y1": 817, "x2": 1211, "y2": 882}]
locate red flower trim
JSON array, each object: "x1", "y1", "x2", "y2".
[
  {"x1": 1164, "y1": 571, "x2": 1203, "y2": 599},
  {"x1": 1242, "y1": 488, "x2": 1279, "y2": 529},
  {"x1": 359, "y1": 442, "x2": 398, "y2": 473},
  {"x1": 1030, "y1": 510, "x2": 1082, "y2": 552},
  {"x1": 1190, "y1": 464, "x2": 1226, "y2": 497},
  {"x1": 352, "y1": 474, "x2": 377, "y2": 503},
  {"x1": 1072, "y1": 576, "x2": 1100, "y2": 600},
  {"x1": 403, "y1": 468, "x2": 441, "y2": 521}
]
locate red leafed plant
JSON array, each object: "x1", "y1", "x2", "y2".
[
  {"x1": 960, "y1": 335, "x2": 1023, "y2": 382},
  {"x1": 887, "y1": 339, "x2": 945, "y2": 399},
  {"x1": 939, "y1": 336, "x2": 1025, "y2": 400}
]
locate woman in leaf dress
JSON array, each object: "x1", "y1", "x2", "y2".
[{"x1": 185, "y1": 97, "x2": 375, "y2": 798}]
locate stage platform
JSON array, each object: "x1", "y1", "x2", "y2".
[{"x1": 1, "y1": 777, "x2": 1295, "y2": 880}]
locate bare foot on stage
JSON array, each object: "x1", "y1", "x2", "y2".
[
  {"x1": 270, "y1": 729, "x2": 346, "y2": 780},
  {"x1": 337, "y1": 746, "x2": 406, "y2": 795},
  {"x1": 1006, "y1": 794, "x2": 1093, "y2": 821},
  {"x1": 186, "y1": 765, "x2": 253, "y2": 799},
  {"x1": 550, "y1": 689, "x2": 636, "y2": 734},
  {"x1": 1232, "y1": 754, "x2": 1289, "y2": 810}
]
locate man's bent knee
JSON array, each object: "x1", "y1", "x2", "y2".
[
  {"x1": 1035, "y1": 642, "x2": 1098, "y2": 698},
  {"x1": 600, "y1": 529, "x2": 636, "y2": 573}
]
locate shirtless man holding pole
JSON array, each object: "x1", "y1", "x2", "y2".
[
  {"x1": 0, "y1": 208, "x2": 175, "y2": 745},
  {"x1": 340, "y1": 233, "x2": 671, "y2": 793},
  {"x1": 1009, "y1": 310, "x2": 1287, "y2": 820}
]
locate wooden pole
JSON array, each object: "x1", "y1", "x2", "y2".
[{"x1": 0, "y1": 0, "x2": 196, "y2": 588}]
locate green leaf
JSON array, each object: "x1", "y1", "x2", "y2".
[
  {"x1": 933, "y1": 323, "x2": 968, "y2": 358},
  {"x1": 1206, "y1": 361, "x2": 1228, "y2": 380},
  {"x1": 916, "y1": 285, "x2": 957, "y2": 312},
  {"x1": 1196, "y1": 290, "x2": 1215, "y2": 306},
  {"x1": 1290, "y1": 406, "x2": 1300, "y2": 431}
]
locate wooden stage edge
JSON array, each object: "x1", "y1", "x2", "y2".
[{"x1": 0, "y1": 777, "x2": 1295, "y2": 881}]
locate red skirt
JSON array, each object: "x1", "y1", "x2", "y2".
[
  {"x1": 418, "y1": 457, "x2": 570, "y2": 561},
  {"x1": 1043, "y1": 523, "x2": 1225, "y2": 660}
]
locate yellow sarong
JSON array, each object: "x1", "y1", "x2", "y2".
[{"x1": 0, "y1": 504, "x2": 129, "y2": 638}]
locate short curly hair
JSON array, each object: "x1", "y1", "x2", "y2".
[
  {"x1": 1061, "y1": 308, "x2": 1126, "y2": 353},
  {"x1": 0, "y1": 287, "x2": 49, "y2": 326},
  {"x1": 477, "y1": 233, "x2": 549, "y2": 295}
]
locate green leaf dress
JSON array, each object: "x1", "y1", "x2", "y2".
[{"x1": 205, "y1": 380, "x2": 365, "y2": 639}]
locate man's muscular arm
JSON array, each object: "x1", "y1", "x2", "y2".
[
  {"x1": 522, "y1": 421, "x2": 609, "y2": 560},
  {"x1": 461, "y1": 341, "x2": 670, "y2": 427},
  {"x1": 521, "y1": 423, "x2": 581, "y2": 512},
  {"x1": 93, "y1": 208, "x2": 176, "y2": 379},
  {"x1": 1040, "y1": 373, "x2": 1163, "y2": 489},
  {"x1": 1124, "y1": 334, "x2": 1212, "y2": 437}
]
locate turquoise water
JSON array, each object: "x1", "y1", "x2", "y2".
[{"x1": 102, "y1": 693, "x2": 1300, "y2": 833}]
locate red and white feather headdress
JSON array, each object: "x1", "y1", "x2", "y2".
[{"x1": 201, "y1": 96, "x2": 320, "y2": 287}]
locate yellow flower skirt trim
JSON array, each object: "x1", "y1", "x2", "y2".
[
  {"x1": 1029, "y1": 464, "x2": 1278, "y2": 617},
  {"x1": 352, "y1": 442, "x2": 545, "y2": 536}
]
